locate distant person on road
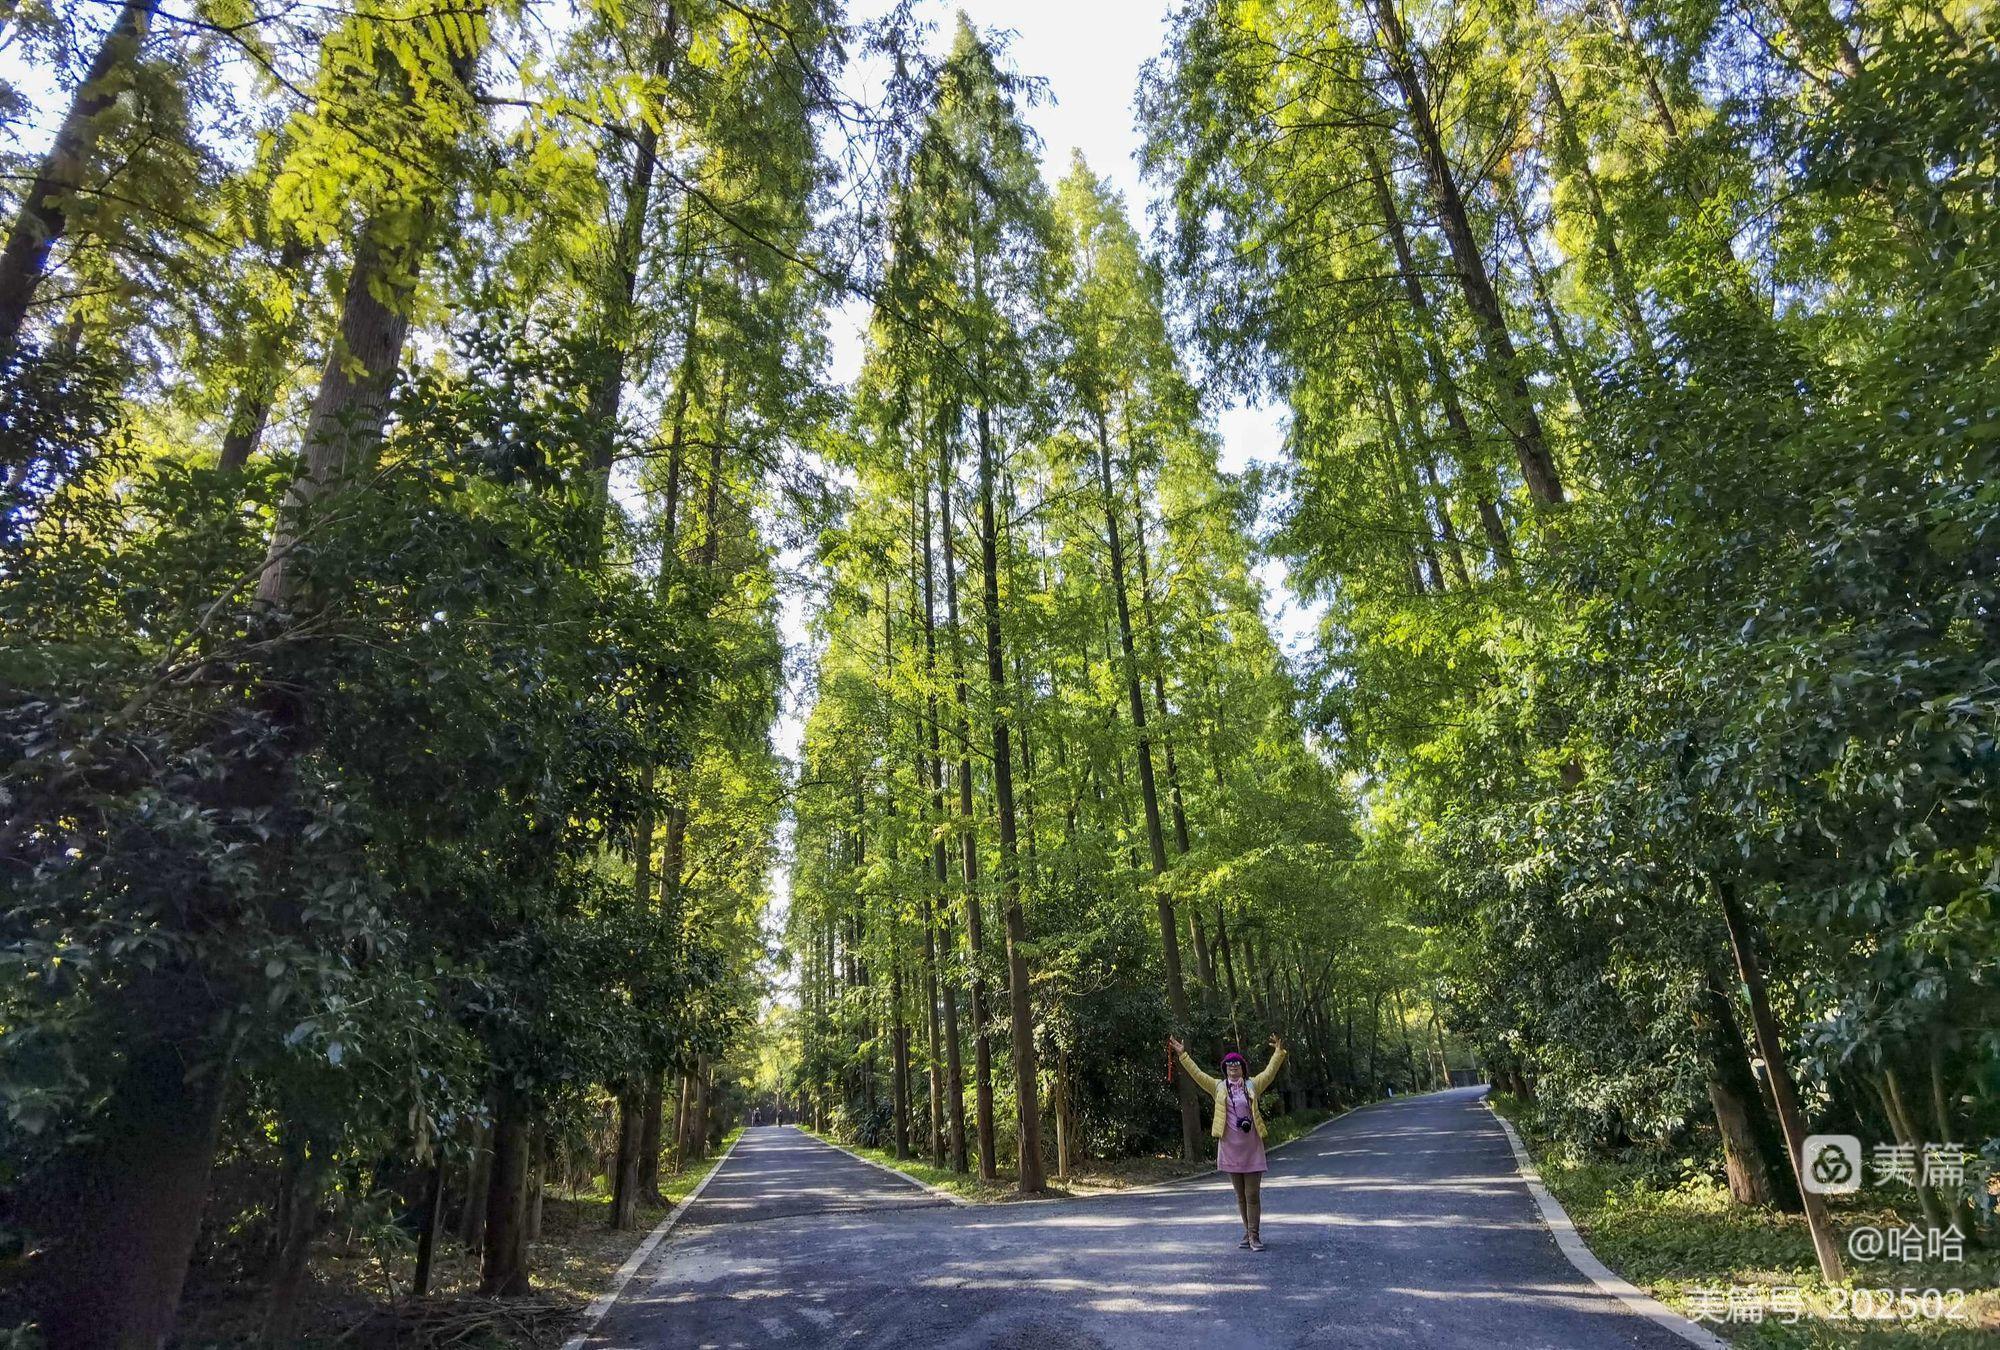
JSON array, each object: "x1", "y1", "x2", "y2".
[{"x1": 1167, "y1": 1033, "x2": 1287, "y2": 1251}]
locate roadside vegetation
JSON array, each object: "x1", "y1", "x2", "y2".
[
  {"x1": 2, "y1": 0, "x2": 1996, "y2": 1345},
  {"x1": 1494, "y1": 1098, "x2": 1999, "y2": 1344},
  {"x1": 170, "y1": 1127, "x2": 740, "y2": 1349}
]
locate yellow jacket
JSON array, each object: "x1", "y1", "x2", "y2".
[{"x1": 1177, "y1": 1047, "x2": 1287, "y2": 1140}]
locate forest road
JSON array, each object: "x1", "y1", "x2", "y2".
[{"x1": 578, "y1": 1087, "x2": 1703, "y2": 1349}]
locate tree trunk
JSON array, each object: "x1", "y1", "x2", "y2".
[
  {"x1": 938, "y1": 939, "x2": 968, "y2": 1172},
  {"x1": 920, "y1": 478, "x2": 971, "y2": 1174},
  {"x1": 1495, "y1": 168, "x2": 1599, "y2": 427},
  {"x1": 638, "y1": 1074, "x2": 666, "y2": 1202},
  {"x1": 1419, "y1": 458, "x2": 1474, "y2": 587},
  {"x1": 633, "y1": 760, "x2": 656, "y2": 909},
  {"x1": 690, "y1": 1060, "x2": 711, "y2": 1159},
  {"x1": 260, "y1": 1126, "x2": 327, "y2": 1345},
  {"x1": 0, "y1": 0, "x2": 160, "y2": 357},
  {"x1": 673, "y1": 1071, "x2": 695, "y2": 1172},
  {"x1": 1367, "y1": 0, "x2": 1564, "y2": 506},
  {"x1": 892, "y1": 944, "x2": 912, "y2": 1160},
  {"x1": 1345, "y1": 1001, "x2": 1356, "y2": 1090},
  {"x1": 610, "y1": 1087, "x2": 645, "y2": 1230},
  {"x1": 1715, "y1": 882, "x2": 1844, "y2": 1281},
  {"x1": 975, "y1": 392, "x2": 1043, "y2": 1195},
  {"x1": 1879, "y1": 1069, "x2": 1954, "y2": 1235},
  {"x1": 586, "y1": 27, "x2": 676, "y2": 485},
  {"x1": 459, "y1": 1113, "x2": 494, "y2": 1250},
  {"x1": 525, "y1": 1127, "x2": 546, "y2": 1240},
  {"x1": 1125, "y1": 491, "x2": 1196, "y2": 863},
  {"x1": 696, "y1": 375, "x2": 733, "y2": 568},
  {"x1": 1368, "y1": 991, "x2": 1382, "y2": 1089},
  {"x1": 218, "y1": 379, "x2": 278, "y2": 471},
  {"x1": 256, "y1": 219, "x2": 415, "y2": 602},
  {"x1": 1128, "y1": 487, "x2": 1213, "y2": 987},
  {"x1": 1542, "y1": 73, "x2": 1654, "y2": 364},
  {"x1": 412, "y1": 1160, "x2": 445, "y2": 1296},
  {"x1": 920, "y1": 894, "x2": 946, "y2": 1166},
  {"x1": 1053, "y1": 1049, "x2": 1071, "y2": 1180},
  {"x1": 1699, "y1": 967, "x2": 1797, "y2": 1209},
  {"x1": 1391, "y1": 989, "x2": 1420, "y2": 1090},
  {"x1": 255, "y1": 40, "x2": 479, "y2": 602},
  {"x1": 16, "y1": 1021, "x2": 231, "y2": 1350},
  {"x1": 1215, "y1": 906, "x2": 1245, "y2": 1045},
  {"x1": 1363, "y1": 141, "x2": 1518, "y2": 572},
  {"x1": 480, "y1": 1084, "x2": 532, "y2": 1296},
  {"x1": 1601, "y1": 0, "x2": 1681, "y2": 139},
  {"x1": 939, "y1": 427, "x2": 998, "y2": 1180}
]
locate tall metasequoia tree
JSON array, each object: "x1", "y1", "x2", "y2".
[
  {"x1": 918, "y1": 453, "x2": 972, "y2": 1172},
  {"x1": 0, "y1": 0, "x2": 161, "y2": 357},
  {"x1": 1054, "y1": 159, "x2": 1202, "y2": 1159},
  {"x1": 889, "y1": 19, "x2": 1058, "y2": 1192},
  {"x1": 940, "y1": 425, "x2": 999, "y2": 1179},
  {"x1": 1129, "y1": 490, "x2": 1214, "y2": 986},
  {"x1": 1360, "y1": 141, "x2": 1514, "y2": 572},
  {"x1": 907, "y1": 495, "x2": 948, "y2": 1165},
  {"x1": 598, "y1": 8, "x2": 683, "y2": 1236},
  {"x1": 973, "y1": 381, "x2": 1045, "y2": 1193},
  {"x1": 12, "y1": 16, "x2": 488, "y2": 1348}
]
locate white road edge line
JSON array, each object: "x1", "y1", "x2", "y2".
[
  {"x1": 1485, "y1": 1100, "x2": 1729, "y2": 1350},
  {"x1": 557, "y1": 1128, "x2": 745, "y2": 1350},
  {"x1": 795, "y1": 1124, "x2": 971, "y2": 1206}
]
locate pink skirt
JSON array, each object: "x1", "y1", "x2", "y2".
[{"x1": 1217, "y1": 1122, "x2": 1268, "y2": 1173}]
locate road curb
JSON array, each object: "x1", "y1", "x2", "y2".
[
  {"x1": 1484, "y1": 1100, "x2": 1729, "y2": 1350},
  {"x1": 557, "y1": 1129, "x2": 743, "y2": 1350},
  {"x1": 794, "y1": 1125, "x2": 971, "y2": 1206}
]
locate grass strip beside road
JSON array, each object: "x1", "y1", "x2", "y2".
[
  {"x1": 1487, "y1": 1095, "x2": 1998, "y2": 1347},
  {"x1": 533, "y1": 1126, "x2": 744, "y2": 1335}
]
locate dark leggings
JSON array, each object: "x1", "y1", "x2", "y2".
[{"x1": 1229, "y1": 1171, "x2": 1262, "y2": 1238}]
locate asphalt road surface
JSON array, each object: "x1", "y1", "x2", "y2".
[{"x1": 580, "y1": 1087, "x2": 1698, "y2": 1349}]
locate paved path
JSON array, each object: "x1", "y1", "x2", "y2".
[
  {"x1": 674, "y1": 1126, "x2": 951, "y2": 1229},
  {"x1": 581, "y1": 1088, "x2": 1696, "y2": 1349}
]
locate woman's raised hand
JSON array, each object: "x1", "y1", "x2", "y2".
[
  {"x1": 1166, "y1": 1036, "x2": 1185, "y2": 1055},
  {"x1": 1268, "y1": 1033, "x2": 1283, "y2": 1051}
]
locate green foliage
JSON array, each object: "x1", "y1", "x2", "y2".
[
  {"x1": 785, "y1": 19, "x2": 1428, "y2": 1180},
  {"x1": 9, "y1": 0, "x2": 1998, "y2": 1334},
  {"x1": 1497, "y1": 1096, "x2": 2000, "y2": 1344},
  {"x1": 1141, "y1": 0, "x2": 2000, "y2": 1208}
]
